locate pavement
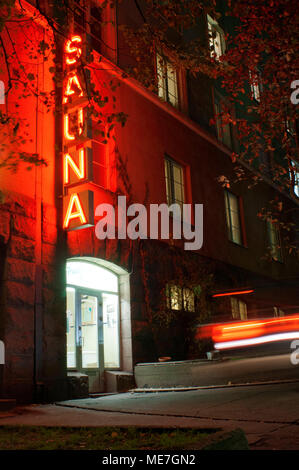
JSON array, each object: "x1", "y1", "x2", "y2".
[
  {"x1": 0, "y1": 380, "x2": 299, "y2": 449},
  {"x1": 1, "y1": 353, "x2": 299, "y2": 450}
]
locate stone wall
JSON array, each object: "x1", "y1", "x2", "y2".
[{"x1": 0, "y1": 190, "x2": 67, "y2": 403}]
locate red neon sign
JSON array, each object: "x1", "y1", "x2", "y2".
[
  {"x1": 63, "y1": 35, "x2": 94, "y2": 231},
  {"x1": 212, "y1": 289, "x2": 254, "y2": 298},
  {"x1": 64, "y1": 108, "x2": 84, "y2": 141},
  {"x1": 65, "y1": 36, "x2": 82, "y2": 65},
  {"x1": 63, "y1": 193, "x2": 87, "y2": 229},
  {"x1": 63, "y1": 74, "x2": 84, "y2": 104},
  {"x1": 64, "y1": 148, "x2": 86, "y2": 185}
]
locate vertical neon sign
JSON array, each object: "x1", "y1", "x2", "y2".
[{"x1": 62, "y1": 35, "x2": 94, "y2": 231}]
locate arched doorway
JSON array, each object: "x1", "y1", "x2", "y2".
[{"x1": 66, "y1": 258, "x2": 131, "y2": 392}]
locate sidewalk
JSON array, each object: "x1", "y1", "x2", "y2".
[{"x1": 1, "y1": 380, "x2": 299, "y2": 449}]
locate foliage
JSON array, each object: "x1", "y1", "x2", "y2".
[
  {"x1": 138, "y1": 239, "x2": 215, "y2": 358},
  {"x1": 0, "y1": 425, "x2": 217, "y2": 450},
  {"x1": 216, "y1": 0, "x2": 299, "y2": 254},
  {"x1": 1, "y1": 0, "x2": 298, "y2": 188}
]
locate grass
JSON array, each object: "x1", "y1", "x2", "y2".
[{"x1": 0, "y1": 426, "x2": 220, "y2": 450}]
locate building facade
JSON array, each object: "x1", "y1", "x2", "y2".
[{"x1": 0, "y1": 0, "x2": 298, "y2": 402}]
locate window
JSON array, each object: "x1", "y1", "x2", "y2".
[
  {"x1": 73, "y1": 0, "x2": 103, "y2": 53},
  {"x1": 207, "y1": 15, "x2": 225, "y2": 60},
  {"x1": 156, "y1": 52, "x2": 179, "y2": 108},
  {"x1": 166, "y1": 284, "x2": 195, "y2": 312},
  {"x1": 289, "y1": 159, "x2": 299, "y2": 197},
  {"x1": 273, "y1": 306, "x2": 285, "y2": 317},
  {"x1": 66, "y1": 260, "x2": 120, "y2": 370},
  {"x1": 231, "y1": 297, "x2": 247, "y2": 320},
  {"x1": 267, "y1": 221, "x2": 283, "y2": 262},
  {"x1": 224, "y1": 190, "x2": 243, "y2": 245},
  {"x1": 164, "y1": 157, "x2": 185, "y2": 209},
  {"x1": 214, "y1": 94, "x2": 235, "y2": 149},
  {"x1": 249, "y1": 69, "x2": 262, "y2": 102},
  {"x1": 285, "y1": 117, "x2": 295, "y2": 135}
]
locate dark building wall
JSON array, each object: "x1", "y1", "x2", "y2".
[
  {"x1": 0, "y1": 191, "x2": 67, "y2": 403},
  {"x1": 111, "y1": 78, "x2": 299, "y2": 280}
]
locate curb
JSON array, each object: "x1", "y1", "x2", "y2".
[{"x1": 130, "y1": 378, "x2": 299, "y2": 393}]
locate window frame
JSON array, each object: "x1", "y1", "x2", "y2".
[
  {"x1": 213, "y1": 91, "x2": 236, "y2": 150},
  {"x1": 166, "y1": 284, "x2": 196, "y2": 313},
  {"x1": 207, "y1": 14, "x2": 226, "y2": 61},
  {"x1": 156, "y1": 51, "x2": 180, "y2": 109},
  {"x1": 231, "y1": 297, "x2": 248, "y2": 321},
  {"x1": 164, "y1": 156, "x2": 186, "y2": 209},
  {"x1": 224, "y1": 190, "x2": 244, "y2": 246},
  {"x1": 72, "y1": 0, "x2": 116, "y2": 57},
  {"x1": 289, "y1": 159, "x2": 299, "y2": 198},
  {"x1": 249, "y1": 69, "x2": 262, "y2": 103},
  {"x1": 267, "y1": 220, "x2": 283, "y2": 263}
]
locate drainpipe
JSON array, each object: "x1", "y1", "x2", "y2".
[{"x1": 33, "y1": 49, "x2": 44, "y2": 403}]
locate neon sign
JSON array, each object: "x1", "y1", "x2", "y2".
[
  {"x1": 63, "y1": 193, "x2": 87, "y2": 229},
  {"x1": 65, "y1": 36, "x2": 82, "y2": 65},
  {"x1": 62, "y1": 35, "x2": 94, "y2": 231},
  {"x1": 64, "y1": 108, "x2": 84, "y2": 141},
  {"x1": 63, "y1": 73, "x2": 84, "y2": 104}
]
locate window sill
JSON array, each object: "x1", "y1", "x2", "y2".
[{"x1": 228, "y1": 240, "x2": 248, "y2": 249}]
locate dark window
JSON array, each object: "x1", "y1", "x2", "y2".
[
  {"x1": 224, "y1": 190, "x2": 243, "y2": 245},
  {"x1": 214, "y1": 94, "x2": 235, "y2": 149},
  {"x1": 267, "y1": 221, "x2": 283, "y2": 262}
]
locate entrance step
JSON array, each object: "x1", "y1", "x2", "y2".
[
  {"x1": 105, "y1": 371, "x2": 135, "y2": 393},
  {"x1": 67, "y1": 372, "x2": 89, "y2": 399},
  {"x1": 0, "y1": 399, "x2": 16, "y2": 412}
]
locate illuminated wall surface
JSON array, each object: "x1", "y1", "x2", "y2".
[{"x1": 0, "y1": 1, "x2": 298, "y2": 402}]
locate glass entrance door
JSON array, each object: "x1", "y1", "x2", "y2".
[
  {"x1": 66, "y1": 288, "x2": 105, "y2": 391},
  {"x1": 79, "y1": 292, "x2": 103, "y2": 370}
]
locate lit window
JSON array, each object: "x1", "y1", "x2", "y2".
[
  {"x1": 224, "y1": 190, "x2": 243, "y2": 245},
  {"x1": 249, "y1": 69, "x2": 261, "y2": 102},
  {"x1": 289, "y1": 159, "x2": 299, "y2": 197},
  {"x1": 207, "y1": 14, "x2": 225, "y2": 60},
  {"x1": 156, "y1": 53, "x2": 179, "y2": 108},
  {"x1": 231, "y1": 297, "x2": 247, "y2": 320},
  {"x1": 67, "y1": 261, "x2": 119, "y2": 292},
  {"x1": 164, "y1": 157, "x2": 185, "y2": 209},
  {"x1": 214, "y1": 95, "x2": 234, "y2": 149},
  {"x1": 267, "y1": 221, "x2": 283, "y2": 262},
  {"x1": 166, "y1": 285, "x2": 182, "y2": 310},
  {"x1": 183, "y1": 288, "x2": 195, "y2": 312},
  {"x1": 166, "y1": 285, "x2": 195, "y2": 312}
]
